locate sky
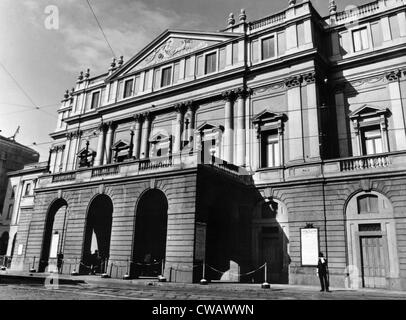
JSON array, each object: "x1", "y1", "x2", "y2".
[{"x1": 0, "y1": 0, "x2": 371, "y2": 161}]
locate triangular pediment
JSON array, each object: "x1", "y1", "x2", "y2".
[
  {"x1": 112, "y1": 139, "x2": 129, "y2": 149},
  {"x1": 195, "y1": 121, "x2": 223, "y2": 133},
  {"x1": 149, "y1": 131, "x2": 170, "y2": 143},
  {"x1": 77, "y1": 147, "x2": 95, "y2": 155},
  {"x1": 107, "y1": 29, "x2": 240, "y2": 81},
  {"x1": 253, "y1": 110, "x2": 286, "y2": 123},
  {"x1": 349, "y1": 104, "x2": 388, "y2": 118}
]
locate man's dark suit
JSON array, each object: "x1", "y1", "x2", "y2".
[{"x1": 317, "y1": 257, "x2": 330, "y2": 292}]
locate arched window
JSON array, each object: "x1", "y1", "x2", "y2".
[{"x1": 357, "y1": 194, "x2": 378, "y2": 214}]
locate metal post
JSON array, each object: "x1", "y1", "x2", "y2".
[
  {"x1": 261, "y1": 262, "x2": 270, "y2": 289},
  {"x1": 200, "y1": 257, "x2": 207, "y2": 285},
  {"x1": 29, "y1": 256, "x2": 36, "y2": 272}
]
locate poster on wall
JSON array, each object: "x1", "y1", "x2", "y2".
[
  {"x1": 49, "y1": 233, "x2": 60, "y2": 258},
  {"x1": 300, "y1": 228, "x2": 319, "y2": 266},
  {"x1": 17, "y1": 244, "x2": 23, "y2": 256},
  {"x1": 194, "y1": 222, "x2": 207, "y2": 261}
]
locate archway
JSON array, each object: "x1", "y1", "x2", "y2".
[
  {"x1": 39, "y1": 199, "x2": 68, "y2": 272},
  {"x1": 345, "y1": 190, "x2": 398, "y2": 289},
  {"x1": 81, "y1": 194, "x2": 113, "y2": 274},
  {"x1": 131, "y1": 189, "x2": 168, "y2": 278}
]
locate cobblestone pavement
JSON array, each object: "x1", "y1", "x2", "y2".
[{"x1": 1, "y1": 281, "x2": 406, "y2": 300}]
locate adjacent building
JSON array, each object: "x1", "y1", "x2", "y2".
[
  {"x1": 9, "y1": 0, "x2": 406, "y2": 290},
  {"x1": 0, "y1": 135, "x2": 39, "y2": 259}
]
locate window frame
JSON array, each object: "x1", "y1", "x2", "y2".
[
  {"x1": 204, "y1": 50, "x2": 218, "y2": 75},
  {"x1": 253, "y1": 32, "x2": 279, "y2": 63},
  {"x1": 160, "y1": 66, "x2": 173, "y2": 88},
  {"x1": 123, "y1": 77, "x2": 135, "y2": 99},
  {"x1": 89, "y1": 90, "x2": 101, "y2": 110},
  {"x1": 23, "y1": 182, "x2": 32, "y2": 197},
  {"x1": 350, "y1": 25, "x2": 371, "y2": 53}
]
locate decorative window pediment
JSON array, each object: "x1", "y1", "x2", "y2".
[
  {"x1": 195, "y1": 121, "x2": 224, "y2": 134},
  {"x1": 349, "y1": 104, "x2": 390, "y2": 120},
  {"x1": 149, "y1": 131, "x2": 171, "y2": 143},
  {"x1": 111, "y1": 139, "x2": 130, "y2": 150},
  {"x1": 252, "y1": 110, "x2": 287, "y2": 124}
]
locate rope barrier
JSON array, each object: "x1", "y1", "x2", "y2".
[{"x1": 206, "y1": 263, "x2": 266, "y2": 277}]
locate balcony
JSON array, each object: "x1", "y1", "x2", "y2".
[
  {"x1": 253, "y1": 151, "x2": 406, "y2": 184},
  {"x1": 37, "y1": 152, "x2": 252, "y2": 189}
]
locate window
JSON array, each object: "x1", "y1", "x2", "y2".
[
  {"x1": 90, "y1": 91, "x2": 100, "y2": 110},
  {"x1": 361, "y1": 127, "x2": 383, "y2": 155},
  {"x1": 123, "y1": 79, "x2": 134, "y2": 98},
  {"x1": 389, "y1": 14, "x2": 400, "y2": 39},
  {"x1": 205, "y1": 52, "x2": 217, "y2": 74},
  {"x1": 24, "y1": 183, "x2": 32, "y2": 196},
  {"x1": 357, "y1": 195, "x2": 379, "y2": 214},
  {"x1": 173, "y1": 63, "x2": 180, "y2": 84},
  {"x1": 11, "y1": 186, "x2": 16, "y2": 199},
  {"x1": 262, "y1": 131, "x2": 280, "y2": 168},
  {"x1": 358, "y1": 223, "x2": 381, "y2": 232},
  {"x1": 161, "y1": 66, "x2": 172, "y2": 87},
  {"x1": 7, "y1": 204, "x2": 13, "y2": 219},
  {"x1": 261, "y1": 36, "x2": 275, "y2": 60},
  {"x1": 352, "y1": 27, "x2": 369, "y2": 52},
  {"x1": 143, "y1": 70, "x2": 150, "y2": 91},
  {"x1": 219, "y1": 48, "x2": 226, "y2": 70}
]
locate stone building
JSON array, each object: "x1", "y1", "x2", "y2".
[
  {"x1": 10, "y1": 0, "x2": 406, "y2": 290},
  {"x1": 0, "y1": 135, "x2": 39, "y2": 258}
]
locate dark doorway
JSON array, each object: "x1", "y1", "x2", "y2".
[
  {"x1": 131, "y1": 189, "x2": 168, "y2": 278},
  {"x1": 0, "y1": 232, "x2": 9, "y2": 255},
  {"x1": 81, "y1": 194, "x2": 113, "y2": 274},
  {"x1": 39, "y1": 199, "x2": 68, "y2": 272}
]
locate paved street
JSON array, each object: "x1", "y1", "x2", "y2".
[{"x1": 1, "y1": 278, "x2": 406, "y2": 300}]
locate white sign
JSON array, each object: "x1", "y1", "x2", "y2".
[
  {"x1": 301, "y1": 228, "x2": 319, "y2": 266},
  {"x1": 49, "y1": 233, "x2": 60, "y2": 258},
  {"x1": 17, "y1": 244, "x2": 23, "y2": 256}
]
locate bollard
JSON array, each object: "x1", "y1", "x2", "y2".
[
  {"x1": 71, "y1": 258, "x2": 79, "y2": 276},
  {"x1": 123, "y1": 259, "x2": 130, "y2": 280},
  {"x1": 261, "y1": 262, "x2": 270, "y2": 289},
  {"x1": 158, "y1": 259, "x2": 166, "y2": 282},
  {"x1": 200, "y1": 259, "x2": 208, "y2": 285},
  {"x1": 29, "y1": 256, "x2": 36, "y2": 273},
  {"x1": 101, "y1": 260, "x2": 111, "y2": 278}
]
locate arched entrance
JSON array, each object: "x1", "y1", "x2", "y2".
[
  {"x1": 131, "y1": 189, "x2": 168, "y2": 278},
  {"x1": 345, "y1": 191, "x2": 399, "y2": 289},
  {"x1": 81, "y1": 194, "x2": 113, "y2": 274},
  {"x1": 39, "y1": 199, "x2": 68, "y2": 272}
]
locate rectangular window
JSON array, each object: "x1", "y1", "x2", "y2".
[
  {"x1": 261, "y1": 36, "x2": 275, "y2": 60},
  {"x1": 389, "y1": 14, "x2": 400, "y2": 39},
  {"x1": 11, "y1": 186, "x2": 16, "y2": 199},
  {"x1": 232, "y1": 42, "x2": 239, "y2": 64},
  {"x1": 297, "y1": 22, "x2": 305, "y2": 46},
  {"x1": 352, "y1": 27, "x2": 369, "y2": 52},
  {"x1": 357, "y1": 195, "x2": 379, "y2": 214},
  {"x1": 277, "y1": 32, "x2": 286, "y2": 56},
  {"x1": 219, "y1": 48, "x2": 226, "y2": 70},
  {"x1": 261, "y1": 131, "x2": 280, "y2": 168},
  {"x1": 7, "y1": 204, "x2": 13, "y2": 219},
  {"x1": 90, "y1": 91, "x2": 100, "y2": 110},
  {"x1": 161, "y1": 66, "x2": 172, "y2": 87},
  {"x1": 173, "y1": 63, "x2": 180, "y2": 84},
  {"x1": 117, "y1": 80, "x2": 124, "y2": 100},
  {"x1": 196, "y1": 55, "x2": 204, "y2": 76},
  {"x1": 362, "y1": 127, "x2": 383, "y2": 155},
  {"x1": 205, "y1": 52, "x2": 217, "y2": 74},
  {"x1": 143, "y1": 71, "x2": 150, "y2": 91},
  {"x1": 24, "y1": 183, "x2": 31, "y2": 196},
  {"x1": 123, "y1": 79, "x2": 134, "y2": 98},
  {"x1": 371, "y1": 22, "x2": 383, "y2": 47}
]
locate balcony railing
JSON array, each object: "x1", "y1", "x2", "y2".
[
  {"x1": 340, "y1": 154, "x2": 390, "y2": 172},
  {"x1": 138, "y1": 157, "x2": 173, "y2": 171},
  {"x1": 249, "y1": 11, "x2": 286, "y2": 31},
  {"x1": 91, "y1": 164, "x2": 119, "y2": 177},
  {"x1": 52, "y1": 172, "x2": 76, "y2": 182},
  {"x1": 336, "y1": 1, "x2": 380, "y2": 22}
]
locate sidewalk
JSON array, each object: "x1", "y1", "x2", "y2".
[{"x1": 2, "y1": 269, "x2": 406, "y2": 298}]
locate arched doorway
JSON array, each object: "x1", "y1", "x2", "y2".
[
  {"x1": 0, "y1": 232, "x2": 9, "y2": 256},
  {"x1": 345, "y1": 191, "x2": 399, "y2": 289},
  {"x1": 39, "y1": 199, "x2": 68, "y2": 272},
  {"x1": 131, "y1": 189, "x2": 168, "y2": 278},
  {"x1": 81, "y1": 194, "x2": 113, "y2": 275}
]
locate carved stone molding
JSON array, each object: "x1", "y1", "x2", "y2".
[
  {"x1": 303, "y1": 72, "x2": 316, "y2": 85},
  {"x1": 386, "y1": 70, "x2": 401, "y2": 82},
  {"x1": 285, "y1": 76, "x2": 302, "y2": 88}
]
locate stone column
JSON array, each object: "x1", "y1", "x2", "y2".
[
  {"x1": 173, "y1": 105, "x2": 184, "y2": 154},
  {"x1": 380, "y1": 115, "x2": 390, "y2": 153},
  {"x1": 186, "y1": 102, "x2": 196, "y2": 144},
  {"x1": 132, "y1": 114, "x2": 143, "y2": 159},
  {"x1": 223, "y1": 91, "x2": 235, "y2": 163},
  {"x1": 62, "y1": 133, "x2": 72, "y2": 171},
  {"x1": 105, "y1": 122, "x2": 115, "y2": 164},
  {"x1": 386, "y1": 70, "x2": 406, "y2": 151},
  {"x1": 235, "y1": 88, "x2": 247, "y2": 166},
  {"x1": 286, "y1": 76, "x2": 304, "y2": 162},
  {"x1": 94, "y1": 123, "x2": 106, "y2": 166},
  {"x1": 304, "y1": 72, "x2": 321, "y2": 160},
  {"x1": 140, "y1": 112, "x2": 152, "y2": 159},
  {"x1": 352, "y1": 120, "x2": 362, "y2": 156}
]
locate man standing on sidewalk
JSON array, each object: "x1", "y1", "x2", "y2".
[{"x1": 317, "y1": 252, "x2": 330, "y2": 292}]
